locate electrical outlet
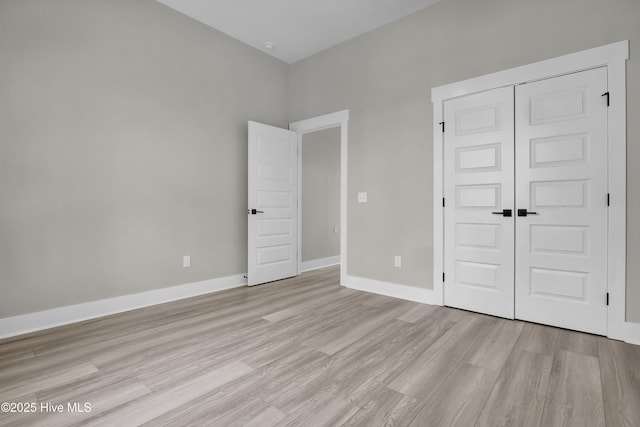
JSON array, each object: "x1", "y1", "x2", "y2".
[
  {"x1": 358, "y1": 192, "x2": 368, "y2": 203},
  {"x1": 334, "y1": 225, "x2": 339, "y2": 234},
  {"x1": 394, "y1": 256, "x2": 402, "y2": 267},
  {"x1": 183, "y1": 255, "x2": 191, "y2": 268}
]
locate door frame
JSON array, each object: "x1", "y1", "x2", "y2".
[
  {"x1": 289, "y1": 110, "x2": 349, "y2": 285},
  {"x1": 431, "y1": 41, "x2": 628, "y2": 341}
]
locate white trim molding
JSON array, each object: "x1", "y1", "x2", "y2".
[
  {"x1": 290, "y1": 110, "x2": 349, "y2": 286},
  {"x1": 0, "y1": 274, "x2": 247, "y2": 340},
  {"x1": 626, "y1": 322, "x2": 640, "y2": 346},
  {"x1": 343, "y1": 275, "x2": 434, "y2": 305},
  {"x1": 432, "y1": 41, "x2": 629, "y2": 102},
  {"x1": 302, "y1": 256, "x2": 340, "y2": 272},
  {"x1": 431, "y1": 40, "x2": 630, "y2": 342}
]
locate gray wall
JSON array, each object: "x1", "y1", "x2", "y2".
[
  {"x1": 301, "y1": 128, "x2": 340, "y2": 262},
  {"x1": 288, "y1": 0, "x2": 640, "y2": 321},
  {"x1": 2, "y1": 0, "x2": 639, "y2": 324},
  {"x1": 0, "y1": 0, "x2": 288, "y2": 317}
]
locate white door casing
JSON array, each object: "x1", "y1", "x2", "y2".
[
  {"x1": 433, "y1": 41, "x2": 628, "y2": 342},
  {"x1": 442, "y1": 68, "x2": 610, "y2": 334},
  {"x1": 443, "y1": 86, "x2": 515, "y2": 319},
  {"x1": 514, "y1": 68, "x2": 608, "y2": 334},
  {"x1": 247, "y1": 121, "x2": 298, "y2": 286},
  {"x1": 289, "y1": 110, "x2": 349, "y2": 285}
]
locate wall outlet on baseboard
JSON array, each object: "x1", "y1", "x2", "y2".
[
  {"x1": 394, "y1": 256, "x2": 402, "y2": 267},
  {"x1": 357, "y1": 192, "x2": 368, "y2": 203},
  {"x1": 183, "y1": 255, "x2": 191, "y2": 268}
]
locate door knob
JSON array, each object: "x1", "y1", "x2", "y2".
[
  {"x1": 491, "y1": 209, "x2": 512, "y2": 217},
  {"x1": 248, "y1": 209, "x2": 264, "y2": 215},
  {"x1": 517, "y1": 209, "x2": 538, "y2": 217}
]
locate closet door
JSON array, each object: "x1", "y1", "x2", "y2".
[
  {"x1": 443, "y1": 87, "x2": 515, "y2": 319},
  {"x1": 514, "y1": 68, "x2": 608, "y2": 335}
]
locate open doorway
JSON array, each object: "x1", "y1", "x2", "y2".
[
  {"x1": 300, "y1": 127, "x2": 340, "y2": 272},
  {"x1": 290, "y1": 110, "x2": 349, "y2": 284}
]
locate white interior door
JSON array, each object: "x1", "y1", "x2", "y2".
[
  {"x1": 443, "y1": 86, "x2": 515, "y2": 319},
  {"x1": 514, "y1": 68, "x2": 608, "y2": 334},
  {"x1": 247, "y1": 121, "x2": 298, "y2": 286}
]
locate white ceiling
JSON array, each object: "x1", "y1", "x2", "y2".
[{"x1": 155, "y1": 0, "x2": 441, "y2": 64}]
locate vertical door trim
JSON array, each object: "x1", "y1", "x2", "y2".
[
  {"x1": 431, "y1": 41, "x2": 629, "y2": 342},
  {"x1": 289, "y1": 110, "x2": 349, "y2": 286},
  {"x1": 433, "y1": 101, "x2": 445, "y2": 307}
]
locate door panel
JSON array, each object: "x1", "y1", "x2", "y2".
[
  {"x1": 248, "y1": 121, "x2": 298, "y2": 286},
  {"x1": 515, "y1": 68, "x2": 608, "y2": 335},
  {"x1": 444, "y1": 87, "x2": 515, "y2": 319}
]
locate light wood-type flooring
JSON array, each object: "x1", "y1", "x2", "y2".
[{"x1": 1, "y1": 266, "x2": 639, "y2": 426}]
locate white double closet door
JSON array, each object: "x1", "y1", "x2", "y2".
[{"x1": 443, "y1": 67, "x2": 609, "y2": 335}]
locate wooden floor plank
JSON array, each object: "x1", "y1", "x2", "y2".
[
  {"x1": 0, "y1": 361, "x2": 98, "y2": 402},
  {"x1": 328, "y1": 311, "x2": 463, "y2": 408},
  {"x1": 598, "y1": 337, "x2": 640, "y2": 427},
  {"x1": 0, "y1": 349, "x2": 35, "y2": 367},
  {"x1": 464, "y1": 319, "x2": 524, "y2": 372},
  {"x1": 541, "y1": 349, "x2": 605, "y2": 427},
  {"x1": 341, "y1": 387, "x2": 415, "y2": 427},
  {"x1": 244, "y1": 406, "x2": 287, "y2": 427},
  {"x1": 0, "y1": 266, "x2": 637, "y2": 426},
  {"x1": 88, "y1": 360, "x2": 253, "y2": 426},
  {"x1": 175, "y1": 397, "x2": 269, "y2": 427},
  {"x1": 396, "y1": 303, "x2": 441, "y2": 324},
  {"x1": 387, "y1": 314, "x2": 494, "y2": 401},
  {"x1": 19, "y1": 377, "x2": 151, "y2": 427},
  {"x1": 514, "y1": 323, "x2": 559, "y2": 356},
  {"x1": 556, "y1": 329, "x2": 599, "y2": 358},
  {"x1": 276, "y1": 391, "x2": 359, "y2": 427},
  {"x1": 0, "y1": 393, "x2": 39, "y2": 427},
  {"x1": 139, "y1": 347, "x2": 327, "y2": 426},
  {"x1": 312, "y1": 299, "x2": 415, "y2": 355},
  {"x1": 262, "y1": 287, "x2": 357, "y2": 323},
  {"x1": 409, "y1": 363, "x2": 499, "y2": 427},
  {"x1": 272, "y1": 315, "x2": 453, "y2": 413},
  {"x1": 475, "y1": 348, "x2": 553, "y2": 427}
]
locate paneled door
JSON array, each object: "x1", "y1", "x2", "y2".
[
  {"x1": 247, "y1": 121, "x2": 298, "y2": 286},
  {"x1": 514, "y1": 68, "x2": 608, "y2": 334},
  {"x1": 443, "y1": 86, "x2": 515, "y2": 319}
]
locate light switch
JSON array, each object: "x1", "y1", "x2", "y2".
[{"x1": 358, "y1": 192, "x2": 368, "y2": 203}]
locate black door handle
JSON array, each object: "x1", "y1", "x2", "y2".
[
  {"x1": 491, "y1": 209, "x2": 512, "y2": 217},
  {"x1": 517, "y1": 209, "x2": 538, "y2": 217},
  {"x1": 248, "y1": 209, "x2": 264, "y2": 215}
]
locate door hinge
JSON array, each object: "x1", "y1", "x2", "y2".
[
  {"x1": 443, "y1": 272, "x2": 445, "y2": 282},
  {"x1": 442, "y1": 197, "x2": 445, "y2": 207},
  {"x1": 606, "y1": 292, "x2": 609, "y2": 306},
  {"x1": 607, "y1": 193, "x2": 610, "y2": 206},
  {"x1": 439, "y1": 121, "x2": 445, "y2": 132},
  {"x1": 602, "y1": 92, "x2": 610, "y2": 107}
]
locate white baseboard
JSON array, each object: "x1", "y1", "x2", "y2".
[
  {"x1": 341, "y1": 274, "x2": 640, "y2": 346},
  {"x1": 343, "y1": 274, "x2": 434, "y2": 305},
  {"x1": 0, "y1": 274, "x2": 247, "y2": 340},
  {"x1": 6, "y1": 270, "x2": 632, "y2": 346},
  {"x1": 625, "y1": 321, "x2": 640, "y2": 346},
  {"x1": 302, "y1": 255, "x2": 340, "y2": 272}
]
